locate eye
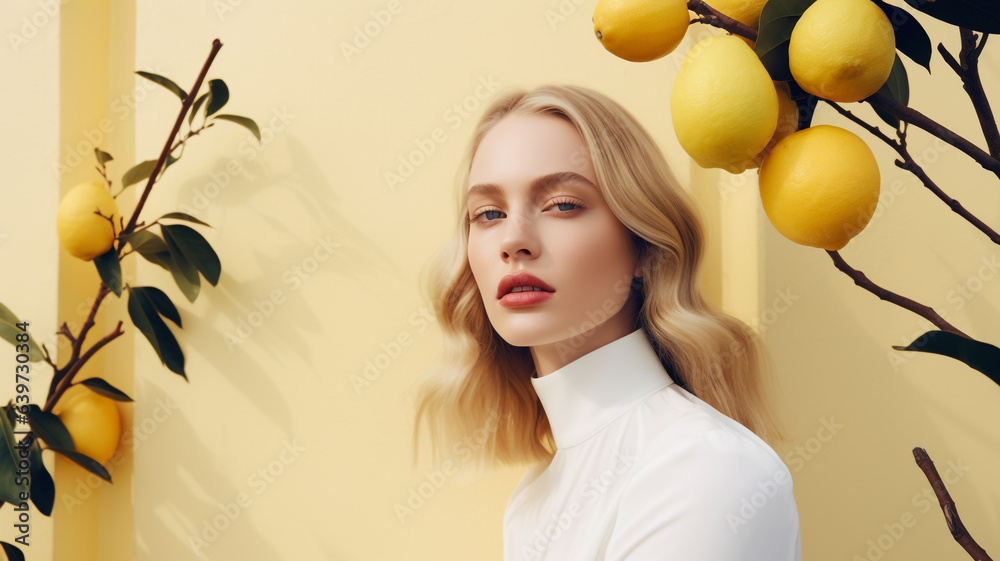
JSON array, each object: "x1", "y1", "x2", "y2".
[
  {"x1": 470, "y1": 208, "x2": 505, "y2": 223},
  {"x1": 469, "y1": 198, "x2": 584, "y2": 224}
]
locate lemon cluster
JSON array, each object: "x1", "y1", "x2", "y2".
[{"x1": 593, "y1": 0, "x2": 891, "y2": 251}]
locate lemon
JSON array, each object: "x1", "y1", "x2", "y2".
[
  {"x1": 750, "y1": 81, "x2": 799, "y2": 168},
  {"x1": 56, "y1": 180, "x2": 118, "y2": 261},
  {"x1": 593, "y1": 0, "x2": 690, "y2": 62},
  {"x1": 709, "y1": 0, "x2": 769, "y2": 28},
  {"x1": 671, "y1": 35, "x2": 778, "y2": 174},
  {"x1": 52, "y1": 382, "x2": 122, "y2": 465},
  {"x1": 759, "y1": 125, "x2": 881, "y2": 251},
  {"x1": 788, "y1": 0, "x2": 895, "y2": 102}
]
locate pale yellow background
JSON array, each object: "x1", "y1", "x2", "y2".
[{"x1": 0, "y1": 1, "x2": 998, "y2": 560}]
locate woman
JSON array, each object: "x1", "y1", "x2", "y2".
[{"x1": 409, "y1": 84, "x2": 802, "y2": 560}]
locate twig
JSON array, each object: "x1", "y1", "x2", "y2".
[
  {"x1": 43, "y1": 321, "x2": 126, "y2": 412},
  {"x1": 47, "y1": 284, "x2": 111, "y2": 401},
  {"x1": 913, "y1": 448, "x2": 993, "y2": 561},
  {"x1": 686, "y1": 0, "x2": 757, "y2": 41},
  {"x1": 823, "y1": 100, "x2": 1000, "y2": 245},
  {"x1": 120, "y1": 39, "x2": 223, "y2": 241},
  {"x1": 937, "y1": 29, "x2": 1000, "y2": 158},
  {"x1": 40, "y1": 343, "x2": 57, "y2": 371},
  {"x1": 865, "y1": 92, "x2": 1000, "y2": 178},
  {"x1": 825, "y1": 250, "x2": 970, "y2": 339}
]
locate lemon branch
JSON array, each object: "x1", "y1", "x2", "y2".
[
  {"x1": 938, "y1": 28, "x2": 1000, "y2": 159},
  {"x1": 825, "y1": 250, "x2": 970, "y2": 339},
  {"x1": 686, "y1": 0, "x2": 757, "y2": 41},
  {"x1": 913, "y1": 448, "x2": 993, "y2": 561},
  {"x1": 120, "y1": 38, "x2": 223, "y2": 244},
  {"x1": 823, "y1": 99, "x2": 1000, "y2": 245}
]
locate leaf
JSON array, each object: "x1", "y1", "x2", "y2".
[
  {"x1": 872, "y1": 54, "x2": 909, "y2": 129},
  {"x1": 140, "y1": 250, "x2": 173, "y2": 271},
  {"x1": 873, "y1": 0, "x2": 932, "y2": 72},
  {"x1": 753, "y1": 0, "x2": 817, "y2": 80},
  {"x1": 127, "y1": 286, "x2": 187, "y2": 378},
  {"x1": 0, "y1": 302, "x2": 43, "y2": 363},
  {"x1": 93, "y1": 247, "x2": 123, "y2": 297},
  {"x1": 160, "y1": 230, "x2": 202, "y2": 303},
  {"x1": 892, "y1": 330, "x2": 1000, "y2": 386},
  {"x1": 131, "y1": 286, "x2": 181, "y2": 328},
  {"x1": 205, "y1": 79, "x2": 229, "y2": 117},
  {"x1": 159, "y1": 212, "x2": 213, "y2": 228},
  {"x1": 189, "y1": 92, "x2": 209, "y2": 126},
  {"x1": 120, "y1": 230, "x2": 169, "y2": 255},
  {"x1": 213, "y1": 114, "x2": 261, "y2": 142},
  {"x1": 25, "y1": 405, "x2": 74, "y2": 450},
  {"x1": 787, "y1": 81, "x2": 820, "y2": 130},
  {"x1": 47, "y1": 446, "x2": 112, "y2": 482},
  {"x1": 94, "y1": 148, "x2": 113, "y2": 166},
  {"x1": 122, "y1": 159, "x2": 158, "y2": 188},
  {"x1": 0, "y1": 407, "x2": 26, "y2": 504},
  {"x1": 79, "y1": 378, "x2": 134, "y2": 402},
  {"x1": 135, "y1": 70, "x2": 188, "y2": 101},
  {"x1": 161, "y1": 224, "x2": 221, "y2": 286},
  {"x1": 902, "y1": 0, "x2": 1000, "y2": 34},
  {"x1": 28, "y1": 443, "x2": 54, "y2": 516},
  {"x1": 0, "y1": 542, "x2": 24, "y2": 561}
]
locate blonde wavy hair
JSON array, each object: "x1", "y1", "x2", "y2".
[{"x1": 408, "y1": 84, "x2": 787, "y2": 475}]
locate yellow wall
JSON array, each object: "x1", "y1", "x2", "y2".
[{"x1": 0, "y1": 1, "x2": 997, "y2": 560}]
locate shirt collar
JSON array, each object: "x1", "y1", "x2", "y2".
[{"x1": 530, "y1": 327, "x2": 675, "y2": 449}]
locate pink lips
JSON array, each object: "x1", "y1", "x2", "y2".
[{"x1": 497, "y1": 271, "x2": 555, "y2": 307}]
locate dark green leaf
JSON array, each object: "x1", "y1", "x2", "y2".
[
  {"x1": 160, "y1": 229, "x2": 202, "y2": 303},
  {"x1": 127, "y1": 287, "x2": 187, "y2": 378},
  {"x1": 0, "y1": 407, "x2": 26, "y2": 504},
  {"x1": 79, "y1": 378, "x2": 134, "y2": 402},
  {"x1": 213, "y1": 114, "x2": 261, "y2": 142},
  {"x1": 94, "y1": 148, "x2": 113, "y2": 166},
  {"x1": 162, "y1": 224, "x2": 221, "y2": 286},
  {"x1": 0, "y1": 542, "x2": 24, "y2": 561},
  {"x1": 159, "y1": 212, "x2": 212, "y2": 228},
  {"x1": 902, "y1": 0, "x2": 1000, "y2": 34},
  {"x1": 93, "y1": 247, "x2": 122, "y2": 297},
  {"x1": 28, "y1": 442, "x2": 54, "y2": 516},
  {"x1": 873, "y1": 0, "x2": 931, "y2": 72},
  {"x1": 47, "y1": 446, "x2": 112, "y2": 482},
  {"x1": 892, "y1": 330, "x2": 1000, "y2": 386},
  {"x1": 140, "y1": 250, "x2": 173, "y2": 271},
  {"x1": 189, "y1": 92, "x2": 209, "y2": 125},
  {"x1": 787, "y1": 81, "x2": 819, "y2": 131},
  {"x1": 120, "y1": 230, "x2": 169, "y2": 255},
  {"x1": 122, "y1": 160, "x2": 158, "y2": 188},
  {"x1": 872, "y1": 54, "x2": 909, "y2": 128},
  {"x1": 136, "y1": 71, "x2": 187, "y2": 101},
  {"x1": 131, "y1": 286, "x2": 181, "y2": 328},
  {"x1": 205, "y1": 79, "x2": 229, "y2": 117},
  {"x1": 166, "y1": 152, "x2": 179, "y2": 169},
  {"x1": 0, "y1": 303, "x2": 43, "y2": 362},
  {"x1": 753, "y1": 0, "x2": 816, "y2": 80},
  {"x1": 26, "y1": 405, "x2": 74, "y2": 450}
]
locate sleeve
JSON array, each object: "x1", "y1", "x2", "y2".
[{"x1": 603, "y1": 430, "x2": 802, "y2": 561}]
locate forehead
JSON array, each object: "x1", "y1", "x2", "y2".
[{"x1": 468, "y1": 112, "x2": 594, "y2": 188}]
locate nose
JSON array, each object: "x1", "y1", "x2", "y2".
[{"x1": 499, "y1": 213, "x2": 539, "y2": 262}]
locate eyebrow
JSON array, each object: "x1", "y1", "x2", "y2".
[{"x1": 467, "y1": 171, "x2": 598, "y2": 201}]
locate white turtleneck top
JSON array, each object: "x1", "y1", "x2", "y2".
[{"x1": 502, "y1": 327, "x2": 802, "y2": 561}]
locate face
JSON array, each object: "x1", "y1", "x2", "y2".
[{"x1": 466, "y1": 112, "x2": 642, "y2": 375}]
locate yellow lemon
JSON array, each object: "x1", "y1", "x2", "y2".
[
  {"x1": 788, "y1": 0, "x2": 895, "y2": 102},
  {"x1": 56, "y1": 180, "x2": 118, "y2": 261},
  {"x1": 671, "y1": 35, "x2": 778, "y2": 174},
  {"x1": 709, "y1": 0, "x2": 769, "y2": 28},
  {"x1": 759, "y1": 125, "x2": 881, "y2": 251},
  {"x1": 52, "y1": 382, "x2": 122, "y2": 465},
  {"x1": 593, "y1": 0, "x2": 690, "y2": 62},
  {"x1": 750, "y1": 81, "x2": 800, "y2": 168}
]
